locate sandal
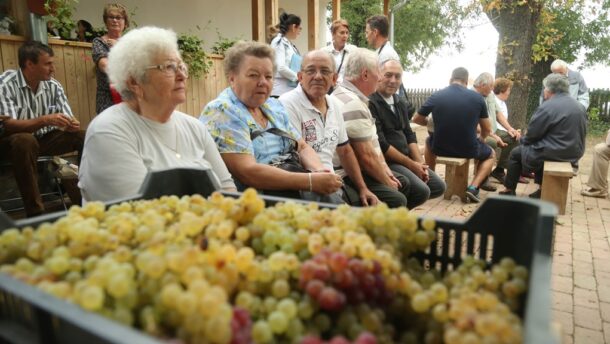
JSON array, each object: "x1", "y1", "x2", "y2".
[{"x1": 581, "y1": 188, "x2": 608, "y2": 198}]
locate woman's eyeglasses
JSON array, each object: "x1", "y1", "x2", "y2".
[
  {"x1": 106, "y1": 15, "x2": 124, "y2": 21},
  {"x1": 146, "y1": 61, "x2": 189, "y2": 77}
]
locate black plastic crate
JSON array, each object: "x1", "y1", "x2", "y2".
[{"x1": 0, "y1": 168, "x2": 557, "y2": 344}]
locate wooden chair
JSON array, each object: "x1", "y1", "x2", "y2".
[{"x1": 0, "y1": 156, "x2": 68, "y2": 213}]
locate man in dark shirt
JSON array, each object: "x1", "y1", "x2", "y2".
[
  {"x1": 369, "y1": 59, "x2": 445, "y2": 208},
  {"x1": 500, "y1": 73, "x2": 587, "y2": 197},
  {"x1": 412, "y1": 67, "x2": 495, "y2": 203}
]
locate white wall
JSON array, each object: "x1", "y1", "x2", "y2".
[{"x1": 73, "y1": 0, "x2": 329, "y2": 52}]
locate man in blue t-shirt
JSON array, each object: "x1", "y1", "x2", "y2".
[{"x1": 412, "y1": 67, "x2": 495, "y2": 203}]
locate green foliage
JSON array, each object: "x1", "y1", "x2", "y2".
[
  {"x1": 177, "y1": 33, "x2": 212, "y2": 78},
  {"x1": 328, "y1": 0, "x2": 476, "y2": 71},
  {"x1": 587, "y1": 107, "x2": 610, "y2": 137},
  {"x1": 211, "y1": 31, "x2": 239, "y2": 56},
  {"x1": 393, "y1": 0, "x2": 474, "y2": 71},
  {"x1": 326, "y1": 0, "x2": 381, "y2": 48},
  {"x1": 44, "y1": 0, "x2": 78, "y2": 40},
  {"x1": 533, "y1": 0, "x2": 610, "y2": 66}
]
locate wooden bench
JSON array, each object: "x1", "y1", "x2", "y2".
[
  {"x1": 541, "y1": 161, "x2": 573, "y2": 215},
  {"x1": 436, "y1": 157, "x2": 470, "y2": 202}
]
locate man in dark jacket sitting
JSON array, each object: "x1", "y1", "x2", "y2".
[
  {"x1": 500, "y1": 73, "x2": 587, "y2": 197},
  {"x1": 368, "y1": 59, "x2": 445, "y2": 208}
]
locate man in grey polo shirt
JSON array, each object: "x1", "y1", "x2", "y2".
[{"x1": 280, "y1": 50, "x2": 378, "y2": 206}]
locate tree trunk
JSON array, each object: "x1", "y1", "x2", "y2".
[
  {"x1": 485, "y1": 1, "x2": 543, "y2": 130},
  {"x1": 527, "y1": 59, "x2": 552, "y2": 122}
]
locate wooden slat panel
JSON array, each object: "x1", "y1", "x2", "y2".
[
  {"x1": 190, "y1": 75, "x2": 200, "y2": 117},
  {"x1": 0, "y1": 40, "x2": 18, "y2": 71},
  {"x1": 51, "y1": 44, "x2": 67, "y2": 94},
  {"x1": 9, "y1": 0, "x2": 30, "y2": 37},
  {"x1": 0, "y1": 37, "x2": 229, "y2": 126},
  {"x1": 62, "y1": 46, "x2": 80, "y2": 122},
  {"x1": 83, "y1": 48, "x2": 97, "y2": 125},
  {"x1": 74, "y1": 47, "x2": 90, "y2": 128},
  {"x1": 197, "y1": 72, "x2": 207, "y2": 116},
  {"x1": 185, "y1": 76, "x2": 194, "y2": 116}
]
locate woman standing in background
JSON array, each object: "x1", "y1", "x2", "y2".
[
  {"x1": 92, "y1": 3, "x2": 129, "y2": 114},
  {"x1": 269, "y1": 12, "x2": 302, "y2": 97},
  {"x1": 321, "y1": 19, "x2": 357, "y2": 85}
]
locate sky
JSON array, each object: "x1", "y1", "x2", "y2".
[
  {"x1": 326, "y1": 11, "x2": 610, "y2": 90},
  {"x1": 402, "y1": 16, "x2": 610, "y2": 90}
]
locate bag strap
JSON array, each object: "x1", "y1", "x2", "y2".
[
  {"x1": 336, "y1": 50, "x2": 347, "y2": 74},
  {"x1": 250, "y1": 127, "x2": 299, "y2": 150}
]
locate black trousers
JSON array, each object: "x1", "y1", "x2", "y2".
[{"x1": 504, "y1": 146, "x2": 543, "y2": 190}]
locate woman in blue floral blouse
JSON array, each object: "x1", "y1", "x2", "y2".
[{"x1": 201, "y1": 41, "x2": 343, "y2": 202}]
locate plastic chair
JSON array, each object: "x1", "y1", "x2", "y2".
[{"x1": 0, "y1": 156, "x2": 68, "y2": 213}]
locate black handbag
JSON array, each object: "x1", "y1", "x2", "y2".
[
  {"x1": 250, "y1": 127, "x2": 345, "y2": 204},
  {"x1": 250, "y1": 127, "x2": 308, "y2": 173}
]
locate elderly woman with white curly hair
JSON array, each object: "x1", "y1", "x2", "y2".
[{"x1": 78, "y1": 26, "x2": 236, "y2": 202}]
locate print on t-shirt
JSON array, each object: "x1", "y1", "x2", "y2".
[{"x1": 302, "y1": 119, "x2": 317, "y2": 143}]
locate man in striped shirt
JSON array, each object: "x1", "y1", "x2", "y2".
[
  {"x1": 0, "y1": 41, "x2": 85, "y2": 216},
  {"x1": 332, "y1": 47, "x2": 411, "y2": 208}
]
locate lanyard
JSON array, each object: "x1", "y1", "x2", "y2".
[{"x1": 336, "y1": 50, "x2": 347, "y2": 74}]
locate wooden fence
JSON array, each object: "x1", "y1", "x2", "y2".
[
  {"x1": 0, "y1": 35, "x2": 227, "y2": 129},
  {"x1": 405, "y1": 88, "x2": 439, "y2": 112},
  {"x1": 407, "y1": 87, "x2": 610, "y2": 119}
]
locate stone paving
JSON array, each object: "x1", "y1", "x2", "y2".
[{"x1": 408, "y1": 129, "x2": 610, "y2": 344}]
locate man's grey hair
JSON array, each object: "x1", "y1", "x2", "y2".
[
  {"x1": 543, "y1": 73, "x2": 569, "y2": 94},
  {"x1": 344, "y1": 47, "x2": 378, "y2": 80},
  {"x1": 379, "y1": 58, "x2": 402, "y2": 71},
  {"x1": 473, "y1": 72, "x2": 494, "y2": 87},
  {"x1": 550, "y1": 59, "x2": 568, "y2": 73},
  {"x1": 108, "y1": 26, "x2": 180, "y2": 100}
]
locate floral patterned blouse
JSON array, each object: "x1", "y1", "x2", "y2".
[
  {"x1": 92, "y1": 37, "x2": 113, "y2": 114},
  {"x1": 200, "y1": 87, "x2": 301, "y2": 164}
]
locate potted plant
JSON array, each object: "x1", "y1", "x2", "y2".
[{"x1": 44, "y1": 0, "x2": 78, "y2": 40}]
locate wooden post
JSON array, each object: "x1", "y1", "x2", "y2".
[
  {"x1": 383, "y1": 0, "x2": 390, "y2": 16},
  {"x1": 9, "y1": 0, "x2": 32, "y2": 38},
  {"x1": 332, "y1": 0, "x2": 341, "y2": 21},
  {"x1": 251, "y1": 0, "x2": 265, "y2": 42},
  {"x1": 307, "y1": 0, "x2": 319, "y2": 50},
  {"x1": 265, "y1": 0, "x2": 278, "y2": 36}
]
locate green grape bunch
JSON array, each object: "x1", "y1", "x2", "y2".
[{"x1": 0, "y1": 189, "x2": 527, "y2": 344}]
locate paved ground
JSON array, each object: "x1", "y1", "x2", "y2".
[
  {"x1": 408, "y1": 125, "x2": 610, "y2": 344},
  {"x1": 3, "y1": 125, "x2": 608, "y2": 343}
]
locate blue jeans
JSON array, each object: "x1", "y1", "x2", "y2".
[{"x1": 389, "y1": 163, "x2": 446, "y2": 209}]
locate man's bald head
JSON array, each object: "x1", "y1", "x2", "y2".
[{"x1": 298, "y1": 49, "x2": 338, "y2": 101}]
